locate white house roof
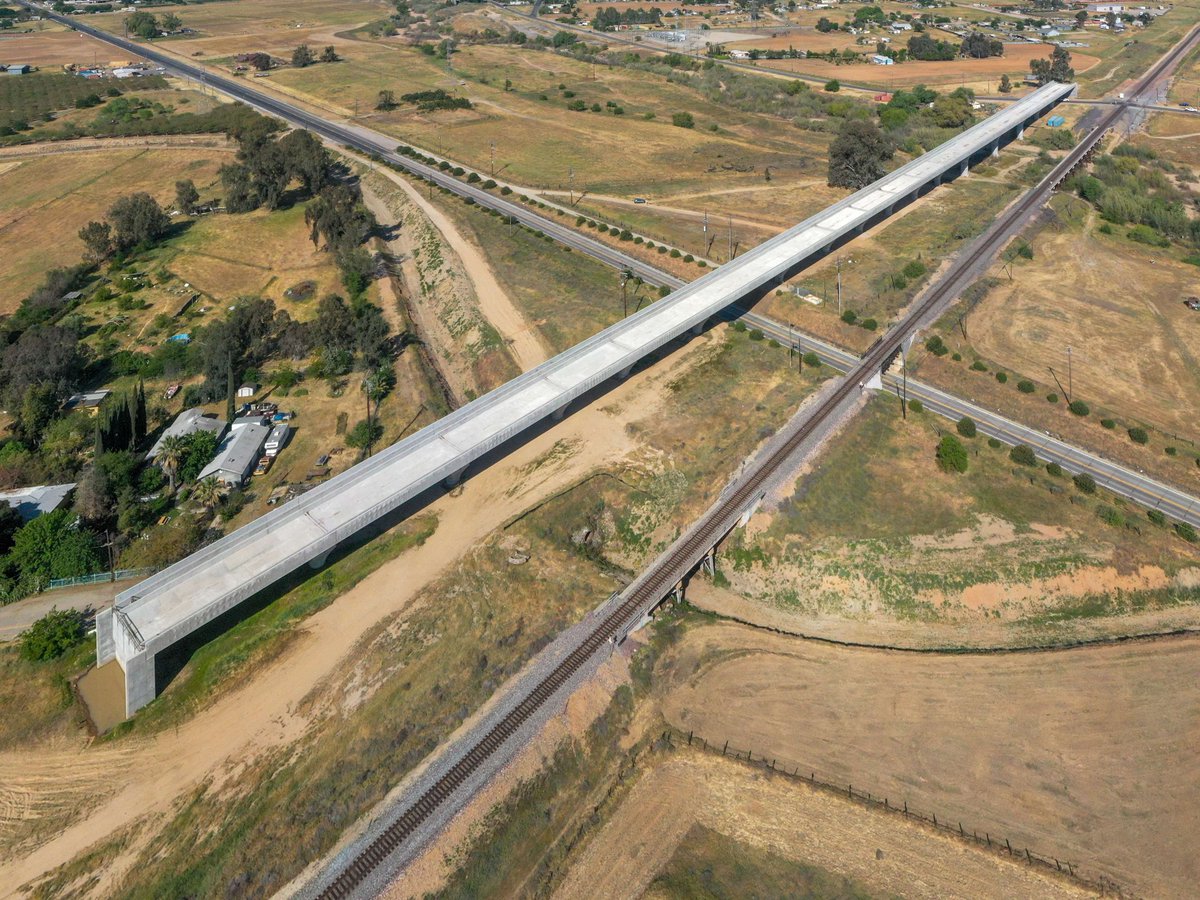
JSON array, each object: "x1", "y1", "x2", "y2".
[
  {"x1": 0, "y1": 483, "x2": 77, "y2": 520},
  {"x1": 197, "y1": 419, "x2": 269, "y2": 483}
]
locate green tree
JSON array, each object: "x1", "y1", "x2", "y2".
[
  {"x1": 671, "y1": 111, "x2": 695, "y2": 128},
  {"x1": 936, "y1": 434, "x2": 968, "y2": 473},
  {"x1": 320, "y1": 45, "x2": 340, "y2": 63},
  {"x1": 1128, "y1": 427, "x2": 1149, "y2": 445},
  {"x1": 376, "y1": 89, "x2": 397, "y2": 111},
  {"x1": 161, "y1": 12, "x2": 182, "y2": 31},
  {"x1": 956, "y1": 416, "x2": 976, "y2": 438},
  {"x1": 824, "y1": 78, "x2": 840, "y2": 92},
  {"x1": 178, "y1": 430, "x2": 219, "y2": 483},
  {"x1": 1073, "y1": 472, "x2": 1096, "y2": 494},
  {"x1": 108, "y1": 192, "x2": 170, "y2": 252},
  {"x1": 78, "y1": 221, "x2": 113, "y2": 262},
  {"x1": 292, "y1": 44, "x2": 316, "y2": 68},
  {"x1": 1030, "y1": 46, "x2": 1073, "y2": 85},
  {"x1": 157, "y1": 433, "x2": 187, "y2": 492},
  {"x1": 191, "y1": 476, "x2": 225, "y2": 513},
  {"x1": 1010, "y1": 444, "x2": 1037, "y2": 466},
  {"x1": 175, "y1": 179, "x2": 200, "y2": 215},
  {"x1": 9, "y1": 509, "x2": 101, "y2": 589},
  {"x1": 828, "y1": 120, "x2": 893, "y2": 189},
  {"x1": 998, "y1": 73, "x2": 1012, "y2": 93},
  {"x1": 345, "y1": 418, "x2": 383, "y2": 451},
  {"x1": 125, "y1": 10, "x2": 158, "y2": 39},
  {"x1": 20, "y1": 608, "x2": 85, "y2": 661}
]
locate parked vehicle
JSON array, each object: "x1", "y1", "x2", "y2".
[{"x1": 264, "y1": 423, "x2": 291, "y2": 457}]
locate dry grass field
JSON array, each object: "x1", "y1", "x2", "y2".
[
  {"x1": 557, "y1": 750, "x2": 1093, "y2": 900},
  {"x1": 657, "y1": 620, "x2": 1200, "y2": 899},
  {"x1": 0, "y1": 26, "x2": 144, "y2": 68},
  {"x1": 0, "y1": 145, "x2": 231, "y2": 306},
  {"x1": 960, "y1": 207, "x2": 1200, "y2": 437}
]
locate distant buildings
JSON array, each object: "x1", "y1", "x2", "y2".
[
  {"x1": 4, "y1": 64, "x2": 32, "y2": 75},
  {"x1": 871, "y1": 53, "x2": 895, "y2": 65},
  {"x1": 63, "y1": 390, "x2": 111, "y2": 413}
]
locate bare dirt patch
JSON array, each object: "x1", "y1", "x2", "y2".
[{"x1": 658, "y1": 620, "x2": 1200, "y2": 898}]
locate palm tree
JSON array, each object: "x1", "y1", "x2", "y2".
[
  {"x1": 158, "y1": 434, "x2": 187, "y2": 492},
  {"x1": 192, "y1": 476, "x2": 225, "y2": 514}
]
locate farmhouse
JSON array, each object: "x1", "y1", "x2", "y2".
[
  {"x1": 146, "y1": 408, "x2": 228, "y2": 461},
  {"x1": 196, "y1": 418, "x2": 270, "y2": 487}
]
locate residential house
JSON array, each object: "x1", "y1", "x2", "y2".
[
  {"x1": 146, "y1": 408, "x2": 227, "y2": 460},
  {"x1": 196, "y1": 417, "x2": 270, "y2": 487},
  {"x1": 0, "y1": 484, "x2": 76, "y2": 521}
]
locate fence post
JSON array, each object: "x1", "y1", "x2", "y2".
[
  {"x1": 1006, "y1": 838, "x2": 1013, "y2": 855},
  {"x1": 959, "y1": 822, "x2": 964, "y2": 837},
  {"x1": 702, "y1": 738, "x2": 707, "y2": 750},
  {"x1": 884, "y1": 798, "x2": 889, "y2": 810},
  {"x1": 1067, "y1": 862, "x2": 1074, "y2": 877},
  {"x1": 1026, "y1": 848, "x2": 1032, "y2": 864},
  {"x1": 904, "y1": 801, "x2": 908, "y2": 817},
  {"x1": 1055, "y1": 859, "x2": 1061, "y2": 871},
  {"x1": 933, "y1": 813, "x2": 938, "y2": 827},
  {"x1": 722, "y1": 740, "x2": 728, "y2": 756},
  {"x1": 688, "y1": 730, "x2": 693, "y2": 745},
  {"x1": 986, "y1": 833, "x2": 991, "y2": 847}
]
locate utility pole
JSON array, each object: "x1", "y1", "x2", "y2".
[
  {"x1": 620, "y1": 270, "x2": 630, "y2": 318},
  {"x1": 490, "y1": 141, "x2": 496, "y2": 177},
  {"x1": 103, "y1": 531, "x2": 117, "y2": 582},
  {"x1": 568, "y1": 167, "x2": 575, "y2": 205},
  {"x1": 1067, "y1": 345, "x2": 1072, "y2": 402},
  {"x1": 727, "y1": 215, "x2": 734, "y2": 262}
]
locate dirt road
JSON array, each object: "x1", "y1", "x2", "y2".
[
  {"x1": 363, "y1": 167, "x2": 550, "y2": 373},
  {"x1": 658, "y1": 621, "x2": 1200, "y2": 898},
  {"x1": 0, "y1": 579, "x2": 141, "y2": 642}
]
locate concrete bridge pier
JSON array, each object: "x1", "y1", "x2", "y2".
[
  {"x1": 551, "y1": 405, "x2": 567, "y2": 421},
  {"x1": 444, "y1": 467, "x2": 467, "y2": 488},
  {"x1": 991, "y1": 141, "x2": 1000, "y2": 157},
  {"x1": 1018, "y1": 125, "x2": 1025, "y2": 140},
  {"x1": 123, "y1": 651, "x2": 156, "y2": 716},
  {"x1": 960, "y1": 161, "x2": 969, "y2": 178},
  {"x1": 617, "y1": 365, "x2": 633, "y2": 379},
  {"x1": 307, "y1": 553, "x2": 329, "y2": 570},
  {"x1": 700, "y1": 547, "x2": 716, "y2": 576}
]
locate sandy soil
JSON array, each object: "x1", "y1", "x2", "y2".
[
  {"x1": 556, "y1": 751, "x2": 1093, "y2": 900},
  {"x1": 366, "y1": 167, "x2": 550, "y2": 373},
  {"x1": 0, "y1": 329, "x2": 714, "y2": 896},
  {"x1": 657, "y1": 621, "x2": 1200, "y2": 898},
  {"x1": 0, "y1": 134, "x2": 235, "y2": 160}
]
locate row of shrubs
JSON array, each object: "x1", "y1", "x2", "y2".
[
  {"x1": 925, "y1": 334, "x2": 1191, "y2": 460},
  {"x1": 933, "y1": 410, "x2": 1196, "y2": 542}
]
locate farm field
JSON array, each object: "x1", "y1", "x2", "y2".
[
  {"x1": 656, "y1": 620, "x2": 1200, "y2": 898},
  {"x1": 0, "y1": 144, "x2": 231, "y2": 306},
  {"x1": 85, "y1": 6, "x2": 835, "y2": 201},
  {"x1": 558, "y1": 750, "x2": 1092, "y2": 900}
]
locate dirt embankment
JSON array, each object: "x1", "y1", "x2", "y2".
[
  {"x1": 656, "y1": 620, "x2": 1200, "y2": 899},
  {"x1": 360, "y1": 173, "x2": 523, "y2": 403}
]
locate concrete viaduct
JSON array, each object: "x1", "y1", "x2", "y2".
[{"x1": 97, "y1": 82, "x2": 1074, "y2": 716}]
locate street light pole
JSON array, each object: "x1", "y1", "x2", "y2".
[{"x1": 1067, "y1": 345, "x2": 1072, "y2": 402}]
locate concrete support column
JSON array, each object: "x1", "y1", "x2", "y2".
[
  {"x1": 307, "y1": 553, "x2": 329, "y2": 570},
  {"x1": 123, "y1": 650, "x2": 156, "y2": 717},
  {"x1": 1017, "y1": 125, "x2": 1025, "y2": 140},
  {"x1": 690, "y1": 321, "x2": 704, "y2": 336},
  {"x1": 617, "y1": 365, "x2": 633, "y2": 380},
  {"x1": 444, "y1": 467, "x2": 467, "y2": 488},
  {"x1": 960, "y1": 161, "x2": 969, "y2": 178},
  {"x1": 701, "y1": 548, "x2": 715, "y2": 576},
  {"x1": 552, "y1": 405, "x2": 567, "y2": 421},
  {"x1": 96, "y1": 606, "x2": 116, "y2": 666},
  {"x1": 991, "y1": 141, "x2": 1000, "y2": 158}
]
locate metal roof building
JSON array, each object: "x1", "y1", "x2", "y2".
[
  {"x1": 146, "y1": 408, "x2": 227, "y2": 460},
  {"x1": 195, "y1": 418, "x2": 269, "y2": 487},
  {"x1": 97, "y1": 82, "x2": 1075, "y2": 717}
]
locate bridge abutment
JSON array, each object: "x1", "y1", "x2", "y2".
[{"x1": 96, "y1": 606, "x2": 116, "y2": 666}]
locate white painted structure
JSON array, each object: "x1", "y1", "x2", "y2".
[{"x1": 96, "y1": 82, "x2": 1074, "y2": 717}]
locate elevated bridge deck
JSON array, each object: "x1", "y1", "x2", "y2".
[{"x1": 98, "y1": 82, "x2": 1074, "y2": 716}]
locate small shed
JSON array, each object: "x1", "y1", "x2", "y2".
[
  {"x1": 63, "y1": 390, "x2": 111, "y2": 413},
  {"x1": 6, "y1": 64, "x2": 32, "y2": 76},
  {"x1": 871, "y1": 54, "x2": 895, "y2": 65},
  {"x1": 236, "y1": 383, "x2": 259, "y2": 399}
]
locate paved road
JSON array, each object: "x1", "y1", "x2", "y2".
[{"x1": 0, "y1": 579, "x2": 135, "y2": 641}]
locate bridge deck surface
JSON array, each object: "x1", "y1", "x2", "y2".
[{"x1": 117, "y1": 83, "x2": 1073, "y2": 650}]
